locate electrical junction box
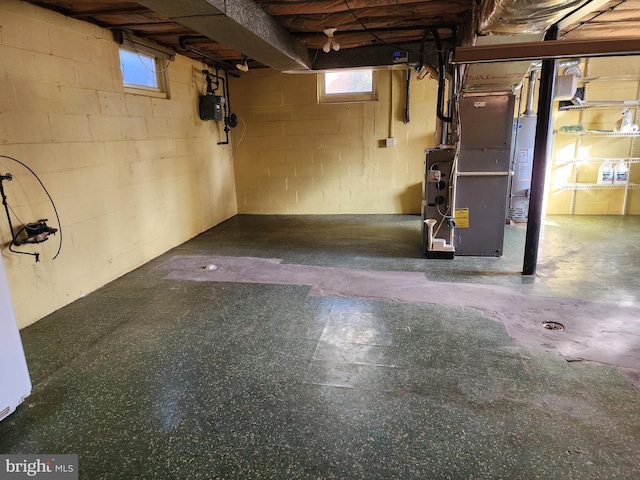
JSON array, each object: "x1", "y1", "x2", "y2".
[
  {"x1": 393, "y1": 51, "x2": 408, "y2": 63},
  {"x1": 198, "y1": 94, "x2": 224, "y2": 121},
  {"x1": 385, "y1": 137, "x2": 395, "y2": 147}
]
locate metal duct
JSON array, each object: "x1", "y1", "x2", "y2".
[
  {"x1": 559, "y1": 57, "x2": 582, "y2": 76},
  {"x1": 478, "y1": 0, "x2": 593, "y2": 35},
  {"x1": 136, "y1": 0, "x2": 310, "y2": 71},
  {"x1": 462, "y1": 0, "x2": 611, "y2": 91},
  {"x1": 558, "y1": 58, "x2": 581, "y2": 68}
]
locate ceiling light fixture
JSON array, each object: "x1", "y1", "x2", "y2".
[
  {"x1": 236, "y1": 55, "x2": 249, "y2": 72},
  {"x1": 322, "y1": 28, "x2": 340, "y2": 53}
]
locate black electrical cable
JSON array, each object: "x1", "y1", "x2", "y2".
[
  {"x1": 7, "y1": 203, "x2": 25, "y2": 226},
  {"x1": 418, "y1": 30, "x2": 428, "y2": 71},
  {"x1": 341, "y1": 0, "x2": 452, "y2": 56},
  {"x1": 0, "y1": 155, "x2": 62, "y2": 261},
  {"x1": 561, "y1": 0, "x2": 627, "y2": 37},
  {"x1": 341, "y1": 1, "x2": 455, "y2": 124}
]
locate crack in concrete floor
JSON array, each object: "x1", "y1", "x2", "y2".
[{"x1": 159, "y1": 255, "x2": 640, "y2": 387}]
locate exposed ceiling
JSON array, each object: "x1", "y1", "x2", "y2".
[
  {"x1": 24, "y1": 0, "x2": 640, "y2": 73},
  {"x1": 559, "y1": 0, "x2": 640, "y2": 39}
]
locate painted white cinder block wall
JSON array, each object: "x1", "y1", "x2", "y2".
[{"x1": 0, "y1": 0, "x2": 237, "y2": 328}]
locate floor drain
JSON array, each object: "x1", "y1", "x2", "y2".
[{"x1": 542, "y1": 321, "x2": 564, "y2": 331}]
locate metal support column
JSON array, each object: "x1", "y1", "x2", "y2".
[{"x1": 522, "y1": 27, "x2": 558, "y2": 275}]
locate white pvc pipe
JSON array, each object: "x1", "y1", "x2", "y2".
[{"x1": 425, "y1": 219, "x2": 437, "y2": 251}]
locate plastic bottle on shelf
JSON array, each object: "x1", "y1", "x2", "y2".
[
  {"x1": 597, "y1": 161, "x2": 614, "y2": 185},
  {"x1": 613, "y1": 161, "x2": 629, "y2": 185}
]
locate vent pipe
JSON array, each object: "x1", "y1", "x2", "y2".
[
  {"x1": 523, "y1": 69, "x2": 538, "y2": 116},
  {"x1": 558, "y1": 58, "x2": 581, "y2": 68}
]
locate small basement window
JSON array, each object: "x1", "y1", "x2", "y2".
[
  {"x1": 318, "y1": 69, "x2": 377, "y2": 103},
  {"x1": 118, "y1": 37, "x2": 172, "y2": 97}
]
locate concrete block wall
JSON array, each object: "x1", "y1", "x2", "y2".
[
  {"x1": 547, "y1": 56, "x2": 640, "y2": 215},
  {"x1": 230, "y1": 68, "x2": 438, "y2": 214},
  {"x1": 0, "y1": 0, "x2": 237, "y2": 327}
]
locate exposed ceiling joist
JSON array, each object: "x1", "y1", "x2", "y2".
[
  {"x1": 556, "y1": 0, "x2": 613, "y2": 30},
  {"x1": 69, "y1": 6, "x2": 150, "y2": 19},
  {"x1": 22, "y1": 0, "x2": 640, "y2": 72},
  {"x1": 255, "y1": 0, "x2": 469, "y2": 17}
]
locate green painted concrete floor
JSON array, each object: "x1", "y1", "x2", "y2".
[{"x1": 2, "y1": 214, "x2": 640, "y2": 479}]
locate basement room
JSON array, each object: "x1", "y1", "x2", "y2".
[{"x1": 1, "y1": 0, "x2": 640, "y2": 478}]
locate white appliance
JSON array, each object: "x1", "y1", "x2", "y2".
[
  {"x1": 507, "y1": 114, "x2": 536, "y2": 221},
  {"x1": 0, "y1": 257, "x2": 31, "y2": 422}
]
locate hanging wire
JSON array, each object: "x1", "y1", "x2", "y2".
[
  {"x1": 228, "y1": 116, "x2": 247, "y2": 163},
  {"x1": 7, "y1": 203, "x2": 25, "y2": 226},
  {"x1": 311, "y1": 47, "x2": 320, "y2": 65},
  {"x1": 561, "y1": 0, "x2": 627, "y2": 37},
  {"x1": 341, "y1": 0, "x2": 451, "y2": 55},
  {"x1": 0, "y1": 155, "x2": 62, "y2": 260}
]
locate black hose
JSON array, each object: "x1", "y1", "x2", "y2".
[
  {"x1": 0, "y1": 155, "x2": 62, "y2": 261},
  {"x1": 430, "y1": 28, "x2": 453, "y2": 123}
]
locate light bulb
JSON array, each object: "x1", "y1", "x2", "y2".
[{"x1": 322, "y1": 27, "x2": 338, "y2": 53}]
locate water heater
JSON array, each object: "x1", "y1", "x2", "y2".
[{"x1": 508, "y1": 115, "x2": 536, "y2": 221}]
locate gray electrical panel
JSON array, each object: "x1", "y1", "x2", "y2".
[{"x1": 455, "y1": 93, "x2": 515, "y2": 256}]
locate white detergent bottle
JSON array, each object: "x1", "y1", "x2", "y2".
[
  {"x1": 614, "y1": 161, "x2": 629, "y2": 185},
  {"x1": 597, "y1": 161, "x2": 613, "y2": 185}
]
